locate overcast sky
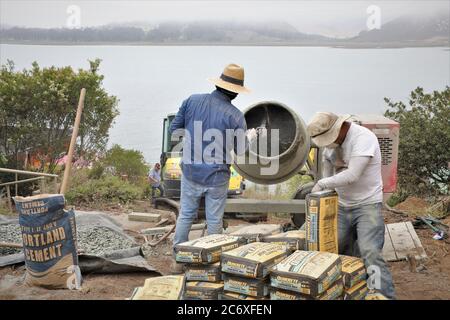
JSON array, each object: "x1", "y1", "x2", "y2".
[{"x1": 1, "y1": 0, "x2": 448, "y2": 37}]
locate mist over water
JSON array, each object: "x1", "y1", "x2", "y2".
[{"x1": 1, "y1": 44, "x2": 448, "y2": 164}]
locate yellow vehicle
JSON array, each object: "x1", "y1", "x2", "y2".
[{"x1": 160, "y1": 113, "x2": 245, "y2": 198}]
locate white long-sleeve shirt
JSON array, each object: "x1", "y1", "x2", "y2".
[{"x1": 318, "y1": 123, "x2": 383, "y2": 207}]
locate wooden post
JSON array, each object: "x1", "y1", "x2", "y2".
[
  {"x1": 6, "y1": 186, "x2": 12, "y2": 213},
  {"x1": 60, "y1": 88, "x2": 86, "y2": 195},
  {"x1": 15, "y1": 173, "x2": 18, "y2": 196},
  {"x1": 53, "y1": 176, "x2": 58, "y2": 193}
]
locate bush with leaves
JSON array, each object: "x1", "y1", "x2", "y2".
[
  {"x1": 384, "y1": 87, "x2": 450, "y2": 196},
  {"x1": 0, "y1": 59, "x2": 119, "y2": 172},
  {"x1": 65, "y1": 174, "x2": 143, "y2": 206},
  {"x1": 103, "y1": 144, "x2": 149, "y2": 182}
]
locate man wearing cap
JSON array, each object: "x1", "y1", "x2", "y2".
[
  {"x1": 307, "y1": 112, "x2": 396, "y2": 299},
  {"x1": 169, "y1": 64, "x2": 255, "y2": 271}
]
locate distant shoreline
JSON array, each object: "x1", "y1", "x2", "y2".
[{"x1": 1, "y1": 40, "x2": 449, "y2": 49}]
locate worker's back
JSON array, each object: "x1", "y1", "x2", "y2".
[{"x1": 169, "y1": 89, "x2": 246, "y2": 187}]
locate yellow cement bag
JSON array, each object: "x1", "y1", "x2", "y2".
[
  {"x1": 271, "y1": 250, "x2": 342, "y2": 296},
  {"x1": 343, "y1": 280, "x2": 368, "y2": 300},
  {"x1": 305, "y1": 190, "x2": 338, "y2": 253},
  {"x1": 230, "y1": 224, "x2": 282, "y2": 243},
  {"x1": 174, "y1": 234, "x2": 241, "y2": 264},
  {"x1": 131, "y1": 275, "x2": 185, "y2": 300},
  {"x1": 262, "y1": 230, "x2": 306, "y2": 251},
  {"x1": 270, "y1": 278, "x2": 344, "y2": 300},
  {"x1": 221, "y1": 242, "x2": 289, "y2": 279},
  {"x1": 219, "y1": 292, "x2": 268, "y2": 300},
  {"x1": 341, "y1": 255, "x2": 367, "y2": 288},
  {"x1": 223, "y1": 274, "x2": 269, "y2": 297},
  {"x1": 184, "y1": 281, "x2": 224, "y2": 300},
  {"x1": 185, "y1": 262, "x2": 222, "y2": 282},
  {"x1": 365, "y1": 290, "x2": 389, "y2": 300}
]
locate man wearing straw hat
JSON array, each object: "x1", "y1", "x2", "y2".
[
  {"x1": 169, "y1": 64, "x2": 255, "y2": 272},
  {"x1": 307, "y1": 112, "x2": 396, "y2": 299}
]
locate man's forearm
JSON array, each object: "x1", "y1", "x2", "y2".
[{"x1": 318, "y1": 156, "x2": 371, "y2": 189}]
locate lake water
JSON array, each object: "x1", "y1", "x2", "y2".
[{"x1": 1, "y1": 44, "x2": 449, "y2": 164}]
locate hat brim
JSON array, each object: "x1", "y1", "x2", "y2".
[
  {"x1": 311, "y1": 114, "x2": 352, "y2": 148},
  {"x1": 208, "y1": 78, "x2": 251, "y2": 94}
]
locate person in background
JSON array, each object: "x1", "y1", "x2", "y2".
[
  {"x1": 148, "y1": 163, "x2": 164, "y2": 202},
  {"x1": 169, "y1": 63, "x2": 256, "y2": 273},
  {"x1": 307, "y1": 112, "x2": 396, "y2": 299}
]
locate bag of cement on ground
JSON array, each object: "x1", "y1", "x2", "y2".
[
  {"x1": 131, "y1": 275, "x2": 185, "y2": 300},
  {"x1": 343, "y1": 280, "x2": 368, "y2": 300},
  {"x1": 305, "y1": 190, "x2": 338, "y2": 253},
  {"x1": 262, "y1": 230, "x2": 306, "y2": 251},
  {"x1": 219, "y1": 292, "x2": 268, "y2": 300},
  {"x1": 230, "y1": 224, "x2": 282, "y2": 243},
  {"x1": 184, "y1": 281, "x2": 224, "y2": 300},
  {"x1": 270, "y1": 278, "x2": 344, "y2": 300},
  {"x1": 14, "y1": 194, "x2": 80, "y2": 289},
  {"x1": 271, "y1": 250, "x2": 342, "y2": 296},
  {"x1": 221, "y1": 242, "x2": 289, "y2": 279},
  {"x1": 174, "y1": 234, "x2": 241, "y2": 264},
  {"x1": 341, "y1": 255, "x2": 367, "y2": 288},
  {"x1": 223, "y1": 274, "x2": 269, "y2": 297},
  {"x1": 185, "y1": 262, "x2": 222, "y2": 282},
  {"x1": 365, "y1": 290, "x2": 389, "y2": 300}
]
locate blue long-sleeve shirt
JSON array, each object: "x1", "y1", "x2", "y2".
[{"x1": 169, "y1": 90, "x2": 247, "y2": 186}]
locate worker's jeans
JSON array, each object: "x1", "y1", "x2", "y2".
[
  {"x1": 338, "y1": 202, "x2": 396, "y2": 299},
  {"x1": 151, "y1": 185, "x2": 165, "y2": 198},
  {"x1": 173, "y1": 177, "x2": 229, "y2": 248}
]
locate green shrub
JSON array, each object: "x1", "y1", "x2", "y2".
[
  {"x1": 386, "y1": 189, "x2": 409, "y2": 207},
  {"x1": 103, "y1": 144, "x2": 149, "y2": 181},
  {"x1": 384, "y1": 87, "x2": 450, "y2": 196},
  {"x1": 66, "y1": 175, "x2": 143, "y2": 205}
]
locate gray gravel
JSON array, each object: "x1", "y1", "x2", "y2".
[
  {"x1": 0, "y1": 224, "x2": 22, "y2": 256},
  {"x1": 76, "y1": 225, "x2": 136, "y2": 256},
  {"x1": 0, "y1": 224, "x2": 136, "y2": 257}
]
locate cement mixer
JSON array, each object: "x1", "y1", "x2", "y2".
[
  {"x1": 229, "y1": 101, "x2": 320, "y2": 227},
  {"x1": 232, "y1": 101, "x2": 312, "y2": 185}
]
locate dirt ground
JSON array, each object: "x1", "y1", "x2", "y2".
[{"x1": 1, "y1": 200, "x2": 449, "y2": 300}]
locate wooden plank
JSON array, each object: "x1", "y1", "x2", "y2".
[
  {"x1": 128, "y1": 212, "x2": 161, "y2": 223},
  {"x1": 405, "y1": 221, "x2": 427, "y2": 260},
  {"x1": 382, "y1": 225, "x2": 398, "y2": 262},
  {"x1": 141, "y1": 223, "x2": 206, "y2": 235},
  {"x1": 386, "y1": 222, "x2": 425, "y2": 261}
]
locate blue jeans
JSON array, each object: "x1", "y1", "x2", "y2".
[
  {"x1": 173, "y1": 177, "x2": 229, "y2": 248},
  {"x1": 338, "y1": 202, "x2": 396, "y2": 299}
]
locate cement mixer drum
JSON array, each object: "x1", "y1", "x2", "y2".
[{"x1": 232, "y1": 101, "x2": 311, "y2": 185}]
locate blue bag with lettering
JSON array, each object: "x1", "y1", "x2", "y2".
[{"x1": 14, "y1": 194, "x2": 81, "y2": 289}]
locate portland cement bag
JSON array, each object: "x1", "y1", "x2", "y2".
[{"x1": 14, "y1": 194, "x2": 80, "y2": 289}]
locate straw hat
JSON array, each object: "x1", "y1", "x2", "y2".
[
  {"x1": 307, "y1": 112, "x2": 352, "y2": 147},
  {"x1": 208, "y1": 63, "x2": 251, "y2": 94}
]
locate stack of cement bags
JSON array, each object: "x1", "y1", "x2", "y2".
[
  {"x1": 341, "y1": 255, "x2": 368, "y2": 300},
  {"x1": 270, "y1": 251, "x2": 344, "y2": 300},
  {"x1": 262, "y1": 230, "x2": 306, "y2": 252},
  {"x1": 220, "y1": 242, "x2": 289, "y2": 300},
  {"x1": 230, "y1": 224, "x2": 283, "y2": 243},
  {"x1": 174, "y1": 234, "x2": 241, "y2": 300}
]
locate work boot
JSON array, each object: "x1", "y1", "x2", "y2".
[{"x1": 170, "y1": 260, "x2": 185, "y2": 275}]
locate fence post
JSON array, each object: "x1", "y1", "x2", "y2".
[
  {"x1": 15, "y1": 173, "x2": 18, "y2": 196},
  {"x1": 54, "y1": 177, "x2": 58, "y2": 193},
  {"x1": 6, "y1": 185, "x2": 12, "y2": 213}
]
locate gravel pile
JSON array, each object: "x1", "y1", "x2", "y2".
[
  {"x1": 0, "y1": 224, "x2": 136, "y2": 257},
  {"x1": 76, "y1": 225, "x2": 136, "y2": 256},
  {"x1": 0, "y1": 224, "x2": 22, "y2": 256}
]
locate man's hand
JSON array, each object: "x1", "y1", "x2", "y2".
[
  {"x1": 246, "y1": 128, "x2": 258, "y2": 143},
  {"x1": 311, "y1": 182, "x2": 324, "y2": 193}
]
